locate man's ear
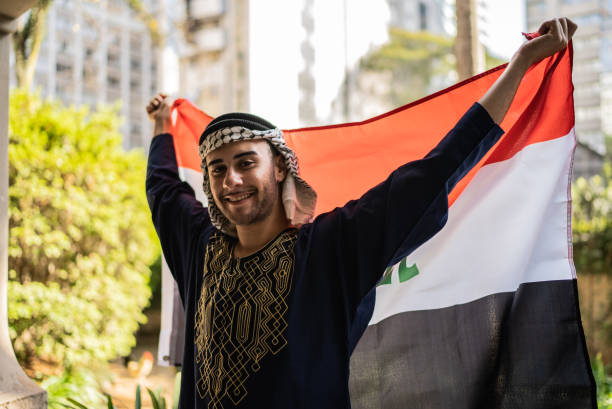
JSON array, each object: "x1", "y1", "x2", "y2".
[{"x1": 274, "y1": 155, "x2": 287, "y2": 183}]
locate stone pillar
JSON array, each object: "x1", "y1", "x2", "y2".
[{"x1": 0, "y1": 4, "x2": 47, "y2": 409}]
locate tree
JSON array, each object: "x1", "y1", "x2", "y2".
[
  {"x1": 573, "y1": 164, "x2": 612, "y2": 276},
  {"x1": 7, "y1": 89, "x2": 159, "y2": 370},
  {"x1": 358, "y1": 28, "x2": 503, "y2": 109},
  {"x1": 455, "y1": 0, "x2": 481, "y2": 80},
  {"x1": 359, "y1": 29, "x2": 455, "y2": 108},
  {"x1": 12, "y1": 0, "x2": 52, "y2": 90},
  {"x1": 13, "y1": 0, "x2": 162, "y2": 89}
]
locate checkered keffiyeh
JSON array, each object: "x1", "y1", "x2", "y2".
[{"x1": 198, "y1": 114, "x2": 317, "y2": 236}]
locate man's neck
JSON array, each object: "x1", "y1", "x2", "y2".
[{"x1": 234, "y1": 200, "x2": 290, "y2": 258}]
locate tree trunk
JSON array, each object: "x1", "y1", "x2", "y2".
[
  {"x1": 13, "y1": 0, "x2": 52, "y2": 90},
  {"x1": 455, "y1": 0, "x2": 480, "y2": 81}
]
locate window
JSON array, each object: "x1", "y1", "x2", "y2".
[
  {"x1": 107, "y1": 75, "x2": 119, "y2": 87},
  {"x1": 56, "y1": 62, "x2": 71, "y2": 72},
  {"x1": 418, "y1": 2, "x2": 428, "y2": 31}
]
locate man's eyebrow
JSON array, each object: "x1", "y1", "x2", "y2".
[
  {"x1": 234, "y1": 151, "x2": 257, "y2": 160},
  {"x1": 207, "y1": 151, "x2": 258, "y2": 167}
]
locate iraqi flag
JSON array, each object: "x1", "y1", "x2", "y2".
[{"x1": 158, "y1": 42, "x2": 596, "y2": 407}]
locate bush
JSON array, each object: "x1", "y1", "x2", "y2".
[
  {"x1": 593, "y1": 353, "x2": 612, "y2": 409},
  {"x1": 572, "y1": 163, "x2": 612, "y2": 276},
  {"x1": 7, "y1": 89, "x2": 159, "y2": 368},
  {"x1": 40, "y1": 367, "x2": 107, "y2": 409}
]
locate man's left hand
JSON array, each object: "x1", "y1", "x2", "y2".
[{"x1": 515, "y1": 17, "x2": 577, "y2": 68}]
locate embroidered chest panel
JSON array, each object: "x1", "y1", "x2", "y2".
[{"x1": 194, "y1": 229, "x2": 298, "y2": 407}]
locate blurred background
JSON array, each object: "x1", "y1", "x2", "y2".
[{"x1": 4, "y1": 0, "x2": 612, "y2": 408}]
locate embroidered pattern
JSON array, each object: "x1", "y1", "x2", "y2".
[{"x1": 194, "y1": 230, "x2": 297, "y2": 408}]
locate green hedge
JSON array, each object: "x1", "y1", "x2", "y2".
[{"x1": 8, "y1": 89, "x2": 159, "y2": 368}]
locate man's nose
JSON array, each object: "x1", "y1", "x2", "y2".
[{"x1": 223, "y1": 167, "x2": 243, "y2": 189}]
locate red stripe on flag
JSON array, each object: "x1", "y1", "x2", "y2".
[
  {"x1": 169, "y1": 45, "x2": 573, "y2": 214},
  {"x1": 170, "y1": 99, "x2": 213, "y2": 172},
  {"x1": 448, "y1": 45, "x2": 573, "y2": 205}
]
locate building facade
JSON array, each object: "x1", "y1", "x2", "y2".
[
  {"x1": 178, "y1": 0, "x2": 249, "y2": 117},
  {"x1": 17, "y1": 0, "x2": 162, "y2": 151},
  {"x1": 387, "y1": 0, "x2": 452, "y2": 35},
  {"x1": 526, "y1": 0, "x2": 610, "y2": 176}
]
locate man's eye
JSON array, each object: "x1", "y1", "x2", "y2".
[
  {"x1": 240, "y1": 160, "x2": 255, "y2": 168},
  {"x1": 210, "y1": 166, "x2": 225, "y2": 175}
]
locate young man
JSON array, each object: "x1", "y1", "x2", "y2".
[{"x1": 146, "y1": 18, "x2": 576, "y2": 409}]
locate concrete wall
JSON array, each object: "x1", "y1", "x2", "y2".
[{"x1": 0, "y1": 3, "x2": 47, "y2": 408}]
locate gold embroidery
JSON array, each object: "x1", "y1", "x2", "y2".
[{"x1": 194, "y1": 230, "x2": 297, "y2": 407}]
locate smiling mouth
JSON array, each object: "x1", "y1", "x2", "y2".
[{"x1": 224, "y1": 191, "x2": 255, "y2": 203}]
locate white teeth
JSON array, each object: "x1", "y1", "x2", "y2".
[{"x1": 225, "y1": 192, "x2": 253, "y2": 202}]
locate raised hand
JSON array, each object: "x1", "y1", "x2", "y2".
[
  {"x1": 479, "y1": 17, "x2": 577, "y2": 124},
  {"x1": 146, "y1": 93, "x2": 172, "y2": 136},
  {"x1": 517, "y1": 17, "x2": 577, "y2": 67}
]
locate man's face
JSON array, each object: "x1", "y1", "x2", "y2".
[{"x1": 206, "y1": 140, "x2": 286, "y2": 227}]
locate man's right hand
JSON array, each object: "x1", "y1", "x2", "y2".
[{"x1": 146, "y1": 93, "x2": 171, "y2": 136}]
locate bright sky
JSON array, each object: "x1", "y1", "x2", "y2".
[{"x1": 482, "y1": 0, "x2": 526, "y2": 60}]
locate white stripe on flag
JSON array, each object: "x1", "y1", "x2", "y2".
[{"x1": 370, "y1": 129, "x2": 575, "y2": 325}]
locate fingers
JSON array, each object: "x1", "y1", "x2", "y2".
[
  {"x1": 552, "y1": 18, "x2": 564, "y2": 43},
  {"x1": 559, "y1": 17, "x2": 568, "y2": 41},
  {"x1": 541, "y1": 18, "x2": 569, "y2": 50},
  {"x1": 537, "y1": 19, "x2": 554, "y2": 35},
  {"x1": 567, "y1": 18, "x2": 577, "y2": 38},
  {"x1": 518, "y1": 16, "x2": 578, "y2": 66},
  {"x1": 146, "y1": 93, "x2": 168, "y2": 114},
  {"x1": 539, "y1": 17, "x2": 577, "y2": 45}
]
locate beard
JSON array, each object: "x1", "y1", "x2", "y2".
[{"x1": 218, "y1": 170, "x2": 279, "y2": 227}]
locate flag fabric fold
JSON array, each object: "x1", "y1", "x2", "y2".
[{"x1": 158, "y1": 43, "x2": 595, "y2": 408}]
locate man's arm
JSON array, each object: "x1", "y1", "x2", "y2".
[
  {"x1": 145, "y1": 94, "x2": 211, "y2": 297},
  {"x1": 146, "y1": 93, "x2": 172, "y2": 137},
  {"x1": 479, "y1": 17, "x2": 577, "y2": 124}
]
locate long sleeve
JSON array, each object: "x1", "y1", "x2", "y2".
[
  {"x1": 302, "y1": 102, "x2": 504, "y2": 330},
  {"x1": 146, "y1": 133, "x2": 212, "y2": 300}
]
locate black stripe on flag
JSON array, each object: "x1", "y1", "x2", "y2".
[{"x1": 349, "y1": 279, "x2": 596, "y2": 409}]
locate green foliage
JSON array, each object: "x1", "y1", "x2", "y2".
[
  {"x1": 360, "y1": 28, "x2": 455, "y2": 106},
  {"x1": 173, "y1": 371, "x2": 181, "y2": 409},
  {"x1": 135, "y1": 385, "x2": 142, "y2": 409},
  {"x1": 358, "y1": 28, "x2": 506, "y2": 107},
  {"x1": 7, "y1": 89, "x2": 159, "y2": 368},
  {"x1": 573, "y1": 156, "x2": 612, "y2": 361},
  {"x1": 572, "y1": 163, "x2": 612, "y2": 276},
  {"x1": 40, "y1": 367, "x2": 106, "y2": 409},
  {"x1": 593, "y1": 353, "x2": 612, "y2": 408},
  {"x1": 106, "y1": 394, "x2": 115, "y2": 409},
  {"x1": 57, "y1": 384, "x2": 168, "y2": 409},
  {"x1": 146, "y1": 386, "x2": 167, "y2": 409},
  {"x1": 485, "y1": 52, "x2": 505, "y2": 71}
]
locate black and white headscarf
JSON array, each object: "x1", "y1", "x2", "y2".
[{"x1": 198, "y1": 113, "x2": 317, "y2": 236}]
